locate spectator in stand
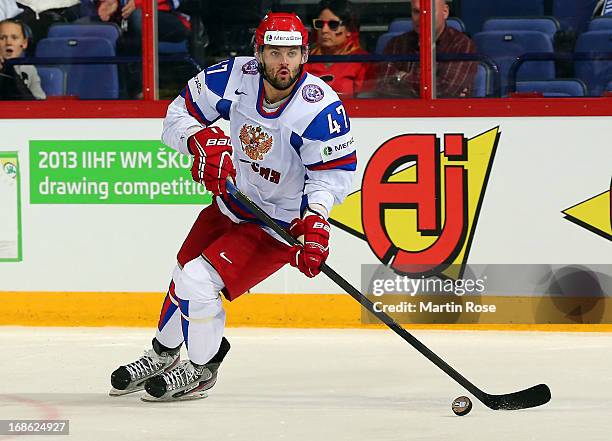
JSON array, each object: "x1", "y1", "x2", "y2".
[
  {"x1": 0, "y1": 0, "x2": 23, "y2": 21},
  {"x1": 305, "y1": 0, "x2": 373, "y2": 97},
  {"x1": 14, "y1": 0, "x2": 81, "y2": 46},
  {"x1": 80, "y1": 0, "x2": 190, "y2": 97},
  {"x1": 378, "y1": 0, "x2": 477, "y2": 98},
  {"x1": 90, "y1": 0, "x2": 189, "y2": 45},
  {"x1": 0, "y1": 18, "x2": 45, "y2": 99},
  {"x1": 594, "y1": 0, "x2": 612, "y2": 16}
]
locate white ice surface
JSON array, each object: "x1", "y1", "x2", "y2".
[{"x1": 0, "y1": 327, "x2": 610, "y2": 441}]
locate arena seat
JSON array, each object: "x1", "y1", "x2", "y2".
[
  {"x1": 516, "y1": 79, "x2": 587, "y2": 96},
  {"x1": 472, "y1": 62, "x2": 493, "y2": 97},
  {"x1": 482, "y1": 17, "x2": 560, "y2": 40},
  {"x1": 473, "y1": 30, "x2": 555, "y2": 95},
  {"x1": 48, "y1": 24, "x2": 121, "y2": 49},
  {"x1": 35, "y1": 37, "x2": 119, "y2": 99},
  {"x1": 574, "y1": 30, "x2": 612, "y2": 96},
  {"x1": 37, "y1": 67, "x2": 65, "y2": 96},
  {"x1": 588, "y1": 17, "x2": 612, "y2": 31},
  {"x1": 387, "y1": 17, "x2": 466, "y2": 34}
]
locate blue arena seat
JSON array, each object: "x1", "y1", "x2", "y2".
[
  {"x1": 472, "y1": 62, "x2": 492, "y2": 97},
  {"x1": 516, "y1": 79, "x2": 587, "y2": 96},
  {"x1": 387, "y1": 17, "x2": 465, "y2": 34},
  {"x1": 375, "y1": 31, "x2": 404, "y2": 54},
  {"x1": 574, "y1": 30, "x2": 612, "y2": 96},
  {"x1": 588, "y1": 17, "x2": 612, "y2": 31},
  {"x1": 37, "y1": 67, "x2": 65, "y2": 96},
  {"x1": 388, "y1": 18, "x2": 412, "y2": 33},
  {"x1": 447, "y1": 18, "x2": 467, "y2": 33},
  {"x1": 48, "y1": 23, "x2": 121, "y2": 49},
  {"x1": 473, "y1": 30, "x2": 555, "y2": 95},
  {"x1": 35, "y1": 37, "x2": 119, "y2": 99},
  {"x1": 482, "y1": 17, "x2": 560, "y2": 40},
  {"x1": 459, "y1": 0, "x2": 545, "y2": 35}
]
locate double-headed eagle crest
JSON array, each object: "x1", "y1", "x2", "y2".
[{"x1": 239, "y1": 124, "x2": 273, "y2": 161}]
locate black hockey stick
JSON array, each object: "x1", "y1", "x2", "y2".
[{"x1": 225, "y1": 181, "x2": 551, "y2": 410}]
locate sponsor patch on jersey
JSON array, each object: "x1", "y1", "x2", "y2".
[
  {"x1": 242, "y1": 59, "x2": 258, "y2": 75},
  {"x1": 302, "y1": 84, "x2": 324, "y2": 103},
  {"x1": 239, "y1": 124, "x2": 273, "y2": 161},
  {"x1": 321, "y1": 136, "x2": 354, "y2": 162}
]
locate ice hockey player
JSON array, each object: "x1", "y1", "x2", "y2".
[{"x1": 109, "y1": 12, "x2": 356, "y2": 401}]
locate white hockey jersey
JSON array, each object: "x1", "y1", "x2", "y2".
[{"x1": 162, "y1": 56, "x2": 357, "y2": 228}]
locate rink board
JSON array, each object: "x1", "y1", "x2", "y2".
[{"x1": 0, "y1": 117, "x2": 610, "y2": 327}]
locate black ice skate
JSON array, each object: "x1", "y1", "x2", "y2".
[
  {"x1": 142, "y1": 337, "x2": 230, "y2": 402},
  {"x1": 109, "y1": 339, "x2": 181, "y2": 396}
]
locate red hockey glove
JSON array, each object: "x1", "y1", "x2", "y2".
[
  {"x1": 288, "y1": 210, "x2": 330, "y2": 278},
  {"x1": 188, "y1": 127, "x2": 236, "y2": 196}
]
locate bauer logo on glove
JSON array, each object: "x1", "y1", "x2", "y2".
[
  {"x1": 288, "y1": 210, "x2": 330, "y2": 278},
  {"x1": 188, "y1": 127, "x2": 236, "y2": 197}
]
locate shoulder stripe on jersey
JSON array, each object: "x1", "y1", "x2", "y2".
[
  {"x1": 306, "y1": 151, "x2": 357, "y2": 171},
  {"x1": 182, "y1": 86, "x2": 212, "y2": 126},
  {"x1": 205, "y1": 58, "x2": 235, "y2": 98},
  {"x1": 256, "y1": 71, "x2": 307, "y2": 119},
  {"x1": 302, "y1": 100, "x2": 350, "y2": 142}
]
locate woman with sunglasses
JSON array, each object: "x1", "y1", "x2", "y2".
[{"x1": 306, "y1": 0, "x2": 374, "y2": 98}]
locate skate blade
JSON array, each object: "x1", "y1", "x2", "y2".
[
  {"x1": 109, "y1": 386, "x2": 144, "y2": 396},
  {"x1": 109, "y1": 357, "x2": 181, "y2": 397},
  {"x1": 140, "y1": 391, "x2": 208, "y2": 402}
]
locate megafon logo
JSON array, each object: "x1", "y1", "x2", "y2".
[
  {"x1": 330, "y1": 127, "x2": 500, "y2": 279},
  {"x1": 562, "y1": 180, "x2": 612, "y2": 242}
]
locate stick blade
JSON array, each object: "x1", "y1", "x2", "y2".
[{"x1": 483, "y1": 383, "x2": 551, "y2": 410}]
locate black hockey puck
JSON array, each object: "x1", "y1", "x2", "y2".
[{"x1": 452, "y1": 396, "x2": 472, "y2": 416}]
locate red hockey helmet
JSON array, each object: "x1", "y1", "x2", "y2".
[{"x1": 254, "y1": 13, "x2": 309, "y2": 53}]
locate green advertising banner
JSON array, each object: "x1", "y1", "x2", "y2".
[
  {"x1": 0, "y1": 151, "x2": 22, "y2": 262},
  {"x1": 30, "y1": 141, "x2": 213, "y2": 205}
]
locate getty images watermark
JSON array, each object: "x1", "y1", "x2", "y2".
[
  {"x1": 360, "y1": 264, "x2": 499, "y2": 325},
  {"x1": 360, "y1": 264, "x2": 612, "y2": 324},
  {"x1": 368, "y1": 272, "x2": 496, "y2": 314}
]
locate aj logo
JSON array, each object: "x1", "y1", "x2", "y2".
[{"x1": 330, "y1": 127, "x2": 500, "y2": 278}]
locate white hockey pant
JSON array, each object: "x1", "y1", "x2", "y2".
[{"x1": 156, "y1": 257, "x2": 226, "y2": 365}]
